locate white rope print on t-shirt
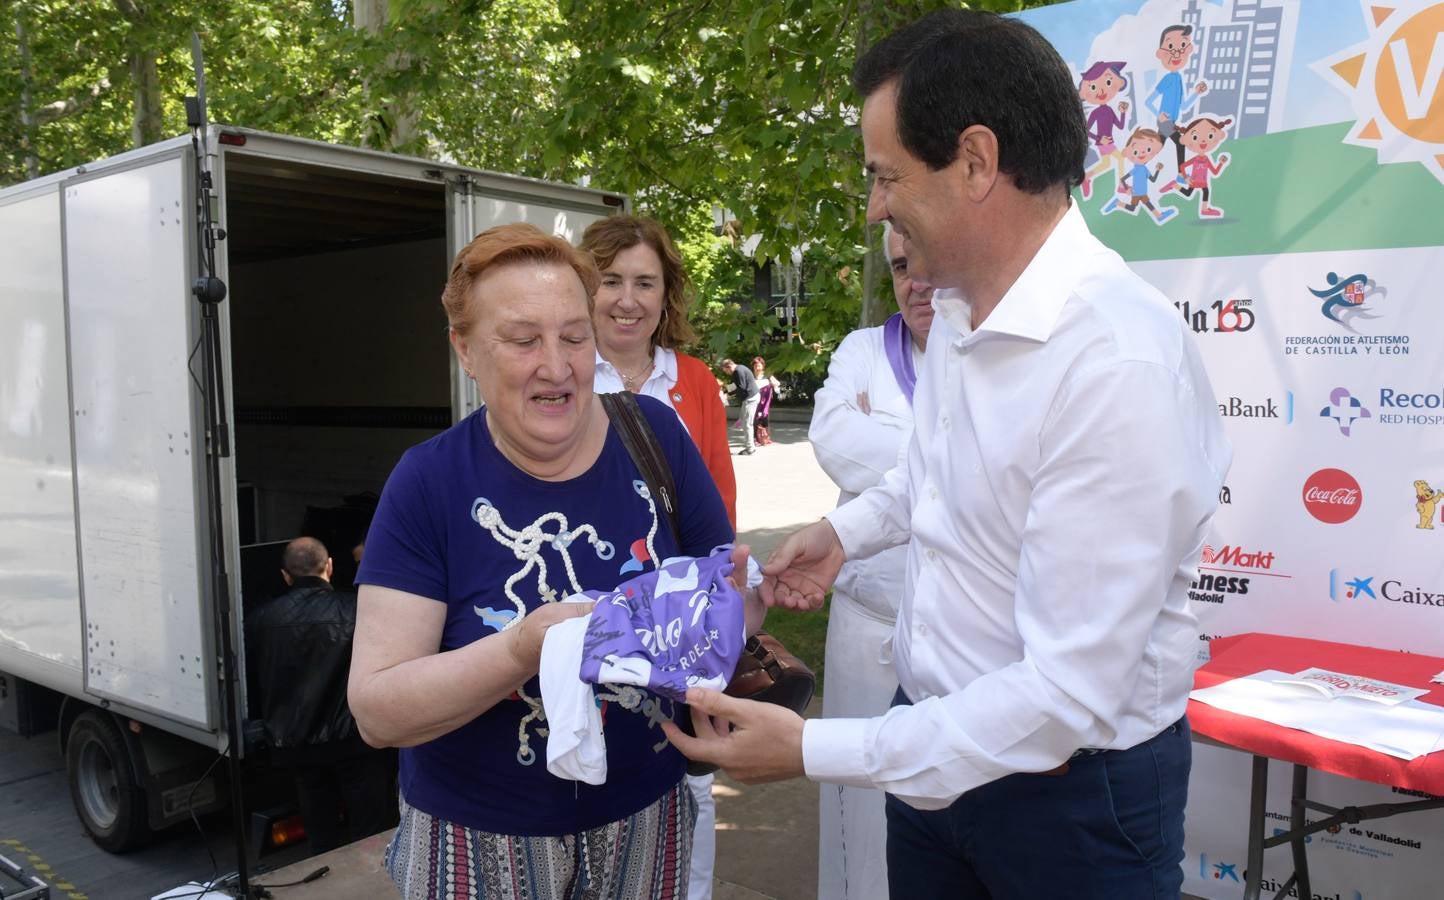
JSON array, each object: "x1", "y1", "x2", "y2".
[{"x1": 469, "y1": 480, "x2": 668, "y2": 766}]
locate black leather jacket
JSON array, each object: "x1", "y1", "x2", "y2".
[{"x1": 245, "y1": 577, "x2": 361, "y2": 755}]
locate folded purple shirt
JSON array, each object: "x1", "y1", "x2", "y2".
[{"x1": 579, "y1": 546, "x2": 745, "y2": 702}]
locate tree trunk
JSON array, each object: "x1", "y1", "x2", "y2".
[
  {"x1": 854, "y1": 0, "x2": 890, "y2": 329},
  {"x1": 15, "y1": 7, "x2": 39, "y2": 179},
  {"x1": 857, "y1": 219, "x2": 889, "y2": 328},
  {"x1": 130, "y1": 50, "x2": 163, "y2": 148},
  {"x1": 111, "y1": 0, "x2": 162, "y2": 148},
  {"x1": 354, "y1": 0, "x2": 421, "y2": 153}
]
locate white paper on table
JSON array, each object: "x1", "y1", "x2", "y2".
[
  {"x1": 1272, "y1": 667, "x2": 1429, "y2": 706},
  {"x1": 1190, "y1": 670, "x2": 1444, "y2": 760}
]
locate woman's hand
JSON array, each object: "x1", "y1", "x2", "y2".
[
  {"x1": 726, "y1": 544, "x2": 767, "y2": 635},
  {"x1": 506, "y1": 600, "x2": 596, "y2": 671}
]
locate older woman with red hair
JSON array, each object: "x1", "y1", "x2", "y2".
[{"x1": 349, "y1": 223, "x2": 748, "y2": 899}]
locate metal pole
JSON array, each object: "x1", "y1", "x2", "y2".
[{"x1": 1242, "y1": 754, "x2": 1268, "y2": 900}]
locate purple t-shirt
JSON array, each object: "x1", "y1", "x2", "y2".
[
  {"x1": 581, "y1": 547, "x2": 746, "y2": 702},
  {"x1": 357, "y1": 396, "x2": 733, "y2": 835}
]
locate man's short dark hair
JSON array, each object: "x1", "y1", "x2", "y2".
[
  {"x1": 1159, "y1": 24, "x2": 1192, "y2": 46},
  {"x1": 283, "y1": 537, "x2": 328, "y2": 579},
  {"x1": 852, "y1": 9, "x2": 1087, "y2": 194}
]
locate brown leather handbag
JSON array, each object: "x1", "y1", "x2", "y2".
[{"x1": 725, "y1": 632, "x2": 816, "y2": 713}]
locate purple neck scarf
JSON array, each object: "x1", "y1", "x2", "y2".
[{"x1": 883, "y1": 312, "x2": 917, "y2": 406}]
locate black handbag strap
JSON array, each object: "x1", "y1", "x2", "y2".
[{"x1": 600, "y1": 391, "x2": 681, "y2": 545}]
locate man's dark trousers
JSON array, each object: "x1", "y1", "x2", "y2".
[
  {"x1": 885, "y1": 712, "x2": 1190, "y2": 899},
  {"x1": 288, "y1": 745, "x2": 396, "y2": 854}
]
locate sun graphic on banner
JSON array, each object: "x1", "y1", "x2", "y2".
[{"x1": 1316, "y1": 1, "x2": 1444, "y2": 184}]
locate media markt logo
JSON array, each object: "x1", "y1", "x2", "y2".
[
  {"x1": 1191, "y1": 544, "x2": 1287, "y2": 605},
  {"x1": 1175, "y1": 298, "x2": 1255, "y2": 334},
  {"x1": 1303, "y1": 469, "x2": 1363, "y2": 524},
  {"x1": 1219, "y1": 391, "x2": 1293, "y2": 421},
  {"x1": 1319, "y1": 387, "x2": 1372, "y2": 435},
  {"x1": 1282, "y1": 272, "x2": 1409, "y2": 358}
]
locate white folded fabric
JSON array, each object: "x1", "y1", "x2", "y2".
[
  {"x1": 540, "y1": 611, "x2": 607, "y2": 784},
  {"x1": 1190, "y1": 670, "x2": 1444, "y2": 760}
]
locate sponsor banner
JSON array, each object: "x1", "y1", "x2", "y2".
[{"x1": 1017, "y1": 2, "x2": 1444, "y2": 897}]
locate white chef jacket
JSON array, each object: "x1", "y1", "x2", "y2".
[
  {"x1": 809, "y1": 325, "x2": 922, "y2": 622},
  {"x1": 803, "y1": 205, "x2": 1231, "y2": 810}
]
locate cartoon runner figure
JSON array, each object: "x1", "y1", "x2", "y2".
[
  {"x1": 1079, "y1": 60, "x2": 1130, "y2": 201},
  {"x1": 1173, "y1": 116, "x2": 1232, "y2": 217},
  {"x1": 1101, "y1": 127, "x2": 1178, "y2": 225},
  {"x1": 1144, "y1": 24, "x2": 1207, "y2": 184}
]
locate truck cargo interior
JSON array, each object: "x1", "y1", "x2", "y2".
[{"x1": 224, "y1": 156, "x2": 451, "y2": 601}]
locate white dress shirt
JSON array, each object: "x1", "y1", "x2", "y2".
[
  {"x1": 804, "y1": 205, "x2": 1231, "y2": 810},
  {"x1": 810, "y1": 325, "x2": 922, "y2": 622}
]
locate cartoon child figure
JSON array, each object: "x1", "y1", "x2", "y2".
[
  {"x1": 1144, "y1": 24, "x2": 1208, "y2": 182},
  {"x1": 1173, "y1": 116, "x2": 1232, "y2": 217},
  {"x1": 1079, "y1": 60, "x2": 1130, "y2": 201},
  {"x1": 1101, "y1": 127, "x2": 1178, "y2": 225}
]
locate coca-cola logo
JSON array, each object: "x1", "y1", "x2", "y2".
[{"x1": 1302, "y1": 468, "x2": 1363, "y2": 524}]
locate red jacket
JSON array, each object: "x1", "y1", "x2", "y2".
[{"x1": 671, "y1": 353, "x2": 738, "y2": 529}]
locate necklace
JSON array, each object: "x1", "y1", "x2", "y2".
[{"x1": 614, "y1": 355, "x2": 654, "y2": 391}]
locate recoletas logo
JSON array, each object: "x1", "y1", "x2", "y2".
[
  {"x1": 1319, "y1": 387, "x2": 1372, "y2": 435},
  {"x1": 1302, "y1": 469, "x2": 1363, "y2": 523}
]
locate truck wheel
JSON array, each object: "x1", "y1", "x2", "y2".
[{"x1": 66, "y1": 710, "x2": 152, "y2": 852}]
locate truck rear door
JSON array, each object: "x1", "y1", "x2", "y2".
[{"x1": 62, "y1": 149, "x2": 218, "y2": 732}]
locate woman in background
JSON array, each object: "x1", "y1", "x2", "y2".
[
  {"x1": 581, "y1": 214, "x2": 736, "y2": 900},
  {"x1": 750, "y1": 356, "x2": 783, "y2": 447}
]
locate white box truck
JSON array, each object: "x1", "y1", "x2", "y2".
[{"x1": 0, "y1": 126, "x2": 624, "y2": 851}]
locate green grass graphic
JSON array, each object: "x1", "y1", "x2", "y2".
[{"x1": 1077, "y1": 122, "x2": 1444, "y2": 261}]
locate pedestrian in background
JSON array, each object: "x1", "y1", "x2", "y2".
[{"x1": 750, "y1": 356, "x2": 783, "y2": 447}]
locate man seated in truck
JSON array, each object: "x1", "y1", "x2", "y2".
[{"x1": 246, "y1": 537, "x2": 396, "y2": 853}]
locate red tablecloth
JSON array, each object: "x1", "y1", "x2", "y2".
[{"x1": 1188, "y1": 632, "x2": 1444, "y2": 796}]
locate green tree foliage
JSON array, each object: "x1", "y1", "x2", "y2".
[{"x1": 0, "y1": 0, "x2": 1056, "y2": 376}]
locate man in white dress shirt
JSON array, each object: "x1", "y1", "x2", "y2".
[
  {"x1": 810, "y1": 223, "x2": 932, "y2": 900},
  {"x1": 665, "y1": 10, "x2": 1230, "y2": 898}
]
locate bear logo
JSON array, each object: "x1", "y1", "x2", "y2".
[{"x1": 1415, "y1": 480, "x2": 1442, "y2": 530}]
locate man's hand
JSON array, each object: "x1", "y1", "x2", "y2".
[
  {"x1": 1194, "y1": 81, "x2": 1208, "y2": 95},
  {"x1": 506, "y1": 600, "x2": 594, "y2": 671},
  {"x1": 662, "y1": 688, "x2": 806, "y2": 783},
  {"x1": 761, "y1": 519, "x2": 845, "y2": 610}
]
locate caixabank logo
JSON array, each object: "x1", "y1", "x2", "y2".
[
  {"x1": 1219, "y1": 391, "x2": 1293, "y2": 421},
  {"x1": 1175, "y1": 298, "x2": 1255, "y2": 334},
  {"x1": 1191, "y1": 544, "x2": 1288, "y2": 604},
  {"x1": 1331, "y1": 569, "x2": 1444, "y2": 609}
]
